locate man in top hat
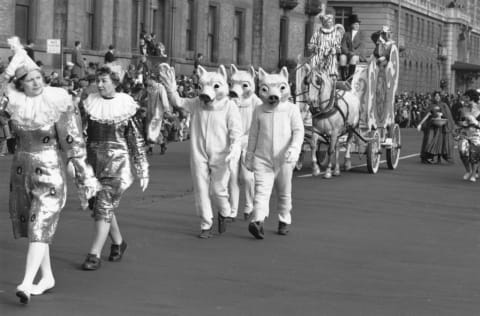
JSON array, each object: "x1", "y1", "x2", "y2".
[
  {"x1": 307, "y1": 3, "x2": 344, "y2": 77},
  {"x1": 340, "y1": 14, "x2": 365, "y2": 81}
]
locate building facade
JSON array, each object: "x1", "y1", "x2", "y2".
[{"x1": 2, "y1": 0, "x2": 480, "y2": 93}]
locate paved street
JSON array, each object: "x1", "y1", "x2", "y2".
[{"x1": 1, "y1": 129, "x2": 480, "y2": 316}]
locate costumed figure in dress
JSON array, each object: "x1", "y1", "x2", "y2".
[
  {"x1": 456, "y1": 113, "x2": 480, "y2": 182},
  {"x1": 417, "y1": 91, "x2": 455, "y2": 164},
  {"x1": 456, "y1": 89, "x2": 480, "y2": 180},
  {"x1": 81, "y1": 66, "x2": 149, "y2": 271},
  {"x1": 0, "y1": 37, "x2": 99, "y2": 304},
  {"x1": 144, "y1": 73, "x2": 171, "y2": 155},
  {"x1": 227, "y1": 65, "x2": 263, "y2": 221},
  {"x1": 308, "y1": 3, "x2": 344, "y2": 77},
  {"x1": 245, "y1": 67, "x2": 304, "y2": 240},
  {"x1": 371, "y1": 26, "x2": 395, "y2": 66},
  {"x1": 158, "y1": 63, "x2": 242, "y2": 239}
]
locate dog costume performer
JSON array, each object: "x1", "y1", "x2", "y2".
[
  {"x1": 159, "y1": 64, "x2": 242, "y2": 232},
  {"x1": 245, "y1": 67, "x2": 304, "y2": 237},
  {"x1": 228, "y1": 65, "x2": 263, "y2": 219}
]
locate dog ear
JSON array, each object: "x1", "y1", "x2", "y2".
[
  {"x1": 230, "y1": 64, "x2": 238, "y2": 75},
  {"x1": 248, "y1": 66, "x2": 256, "y2": 79},
  {"x1": 280, "y1": 67, "x2": 289, "y2": 80},
  {"x1": 258, "y1": 67, "x2": 267, "y2": 82},
  {"x1": 218, "y1": 65, "x2": 227, "y2": 80},
  {"x1": 197, "y1": 65, "x2": 207, "y2": 78}
]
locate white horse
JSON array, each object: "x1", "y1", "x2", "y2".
[{"x1": 302, "y1": 65, "x2": 361, "y2": 178}]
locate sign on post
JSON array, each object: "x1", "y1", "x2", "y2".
[{"x1": 46, "y1": 39, "x2": 61, "y2": 54}]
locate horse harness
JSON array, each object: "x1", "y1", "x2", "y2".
[{"x1": 308, "y1": 75, "x2": 350, "y2": 124}]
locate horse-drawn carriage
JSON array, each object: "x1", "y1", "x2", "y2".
[{"x1": 295, "y1": 41, "x2": 401, "y2": 177}]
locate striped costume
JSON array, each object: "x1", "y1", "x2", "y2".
[{"x1": 309, "y1": 26, "x2": 343, "y2": 76}]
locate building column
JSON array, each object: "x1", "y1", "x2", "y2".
[{"x1": 34, "y1": 0, "x2": 55, "y2": 43}]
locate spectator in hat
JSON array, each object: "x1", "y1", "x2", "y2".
[
  {"x1": 340, "y1": 14, "x2": 365, "y2": 81},
  {"x1": 104, "y1": 44, "x2": 116, "y2": 64},
  {"x1": 25, "y1": 40, "x2": 35, "y2": 61}
]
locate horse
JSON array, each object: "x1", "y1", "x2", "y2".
[{"x1": 302, "y1": 64, "x2": 361, "y2": 178}]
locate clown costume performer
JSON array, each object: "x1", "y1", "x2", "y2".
[
  {"x1": 81, "y1": 66, "x2": 149, "y2": 271},
  {"x1": 308, "y1": 3, "x2": 344, "y2": 76},
  {"x1": 0, "y1": 40, "x2": 98, "y2": 304},
  {"x1": 159, "y1": 63, "x2": 242, "y2": 238}
]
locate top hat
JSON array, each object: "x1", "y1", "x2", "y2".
[{"x1": 349, "y1": 14, "x2": 361, "y2": 25}]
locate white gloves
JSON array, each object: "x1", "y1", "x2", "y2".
[
  {"x1": 226, "y1": 145, "x2": 241, "y2": 173},
  {"x1": 157, "y1": 63, "x2": 177, "y2": 94}
]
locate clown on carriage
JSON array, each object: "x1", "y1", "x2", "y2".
[{"x1": 295, "y1": 3, "x2": 401, "y2": 178}]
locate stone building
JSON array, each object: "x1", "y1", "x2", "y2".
[{"x1": 2, "y1": 0, "x2": 480, "y2": 93}]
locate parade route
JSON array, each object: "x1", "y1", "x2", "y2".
[{"x1": 1, "y1": 129, "x2": 480, "y2": 316}]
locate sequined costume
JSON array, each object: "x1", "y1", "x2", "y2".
[
  {"x1": 309, "y1": 26, "x2": 343, "y2": 76},
  {"x1": 3, "y1": 85, "x2": 97, "y2": 243},
  {"x1": 83, "y1": 93, "x2": 148, "y2": 222}
]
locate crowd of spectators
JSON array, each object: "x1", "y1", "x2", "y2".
[{"x1": 394, "y1": 91, "x2": 464, "y2": 128}]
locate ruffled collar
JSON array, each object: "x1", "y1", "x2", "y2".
[
  {"x1": 83, "y1": 93, "x2": 139, "y2": 123},
  {"x1": 7, "y1": 85, "x2": 72, "y2": 130}
]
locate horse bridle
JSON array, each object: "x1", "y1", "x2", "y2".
[{"x1": 305, "y1": 70, "x2": 348, "y2": 123}]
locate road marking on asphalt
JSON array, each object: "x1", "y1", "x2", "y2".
[{"x1": 296, "y1": 153, "x2": 420, "y2": 178}]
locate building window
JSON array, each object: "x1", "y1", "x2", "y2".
[
  {"x1": 279, "y1": 16, "x2": 288, "y2": 63},
  {"x1": 207, "y1": 4, "x2": 219, "y2": 63},
  {"x1": 186, "y1": 0, "x2": 195, "y2": 51},
  {"x1": 233, "y1": 9, "x2": 245, "y2": 65},
  {"x1": 86, "y1": 0, "x2": 95, "y2": 49},
  {"x1": 15, "y1": 0, "x2": 31, "y2": 43},
  {"x1": 333, "y1": 7, "x2": 352, "y2": 29}
]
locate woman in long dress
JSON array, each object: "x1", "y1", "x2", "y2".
[
  {"x1": 0, "y1": 45, "x2": 98, "y2": 303},
  {"x1": 417, "y1": 91, "x2": 454, "y2": 164}
]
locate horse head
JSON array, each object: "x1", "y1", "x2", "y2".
[{"x1": 302, "y1": 64, "x2": 335, "y2": 113}]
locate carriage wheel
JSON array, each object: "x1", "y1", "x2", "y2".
[
  {"x1": 316, "y1": 141, "x2": 329, "y2": 170},
  {"x1": 366, "y1": 130, "x2": 381, "y2": 174},
  {"x1": 386, "y1": 123, "x2": 401, "y2": 170},
  {"x1": 295, "y1": 152, "x2": 304, "y2": 171}
]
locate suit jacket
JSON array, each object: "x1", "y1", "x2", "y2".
[
  {"x1": 104, "y1": 51, "x2": 115, "y2": 63},
  {"x1": 71, "y1": 48, "x2": 85, "y2": 78},
  {"x1": 341, "y1": 30, "x2": 365, "y2": 60}
]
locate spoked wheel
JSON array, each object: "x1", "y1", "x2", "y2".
[
  {"x1": 315, "y1": 140, "x2": 329, "y2": 170},
  {"x1": 386, "y1": 123, "x2": 401, "y2": 169},
  {"x1": 367, "y1": 130, "x2": 381, "y2": 174}
]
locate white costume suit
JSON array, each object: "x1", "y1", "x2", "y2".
[
  {"x1": 175, "y1": 97, "x2": 242, "y2": 230},
  {"x1": 246, "y1": 102, "x2": 304, "y2": 224},
  {"x1": 228, "y1": 95, "x2": 263, "y2": 217}
]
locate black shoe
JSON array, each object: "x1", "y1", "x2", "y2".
[
  {"x1": 15, "y1": 290, "x2": 30, "y2": 304},
  {"x1": 421, "y1": 158, "x2": 433, "y2": 164},
  {"x1": 218, "y1": 213, "x2": 227, "y2": 234},
  {"x1": 82, "y1": 253, "x2": 101, "y2": 270},
  {"x1": 198, "y1": 228, "x2": 213, "y2": 239},
  {"x1": 244, "y1": 212, "x2": 252, "y2": 221},
  {"x1": 277, "y1": 221, "x2": 289, "y2": 235},
  {"x1": 108, "y1": 241, "x2": 127, "y2": 262},
  {"x1": 248, "y1": 221, "x2": 264, "y2": 240}
]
